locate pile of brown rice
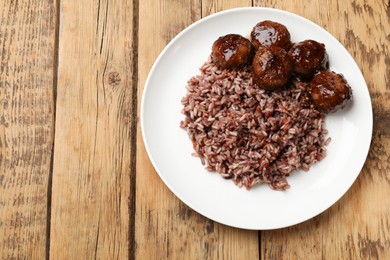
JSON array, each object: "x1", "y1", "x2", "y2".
[{"x1": 180, "y1": 58, "x2": 330, "y2": 190}]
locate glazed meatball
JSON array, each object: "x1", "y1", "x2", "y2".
[
  {"x1": 288, "y1": 40, "x2": 328, "y2": 80},
  {"x1": 250, "y1": 20, "x2": 291, "y2": 50},
  {"x1": 309, "y1": 71, "x2": 352, "y2": 113},
  {"x1": 252, "y1": 46, "x2": 293, "y2": 91},
  {"x1": 211, "y1": 34, "x2": 255, "y2": 70}
]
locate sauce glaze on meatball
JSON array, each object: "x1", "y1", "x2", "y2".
[
  {"x1": 252, "y1": 46, "x2": 292, "y2": 91},
  {"x1": 309, "y1": 71, "x2": 352, "y2": 113},
  {"x1": 288, "y1": 40, "x2": 328, "y2": 80},
  {"x1": 211, "y1": 34, "x2": 255, "y2": 70},
  {"x1": 250, "y1": 20, "x2": 291, "y2": 50}
]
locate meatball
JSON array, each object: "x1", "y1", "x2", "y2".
[
  {"x1": 309, "y1": 71, "x2": 352, "y2": 113},
  {"x1": 252, "y1": 46, "x2": 293, "y2": 91},
  {"x1": 288, "y1": 40, "x2": 328, "y2": 80},
  {"x1": 250, "y1": 20, "x2": 291, "y2": 50},
  {"x1": 211, "y1": 34, "x2": 255, "y2": 70}
]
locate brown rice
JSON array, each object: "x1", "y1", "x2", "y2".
[{"x1": 180, "y1": 58, "x2": 329, "y2": 190}]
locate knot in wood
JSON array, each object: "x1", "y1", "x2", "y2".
[{"x1": 108, "y1": 71, "x2": 121, "y2": 86}]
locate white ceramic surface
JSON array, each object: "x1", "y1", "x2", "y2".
[{"x1": 141, "y1": 7, "x2": 373, "y2": 230}]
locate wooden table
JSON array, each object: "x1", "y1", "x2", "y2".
[{"x1": 0, "y1": 0, "x2": 389, "y2": 259}]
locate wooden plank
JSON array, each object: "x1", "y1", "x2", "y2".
[
  {"x1": 136, "y1": 0, "x2": 258, "y2": 259},
  {"x1": 253, "y1": 0, "x2": 390, "y2": 259},
  {"x1": 49, "y1": 0, "x2": 136, "y2": 258},
  {"x1": 0, "y1": 1, "x2": 57, "y2": 259}
]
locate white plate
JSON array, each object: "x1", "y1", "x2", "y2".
[{"x1": 141, "y1": 7, "x2": 372, "y2": 230}]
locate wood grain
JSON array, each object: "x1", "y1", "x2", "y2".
[
  {"x1": 0, "y1": 1, "x2": 57, "y2": 259},
  {"x1": 49, "y1": 0, "x2": 136, "y2": 258},
  {"x1": 202, "y1": 0, "x2": 252, "y2": 14},
  {"x1": 135, "y1": 0, "x2": 258, "y2": 259},
  {"x1": 253, "y1": 0, "x2": 390, "y2": 259}
]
